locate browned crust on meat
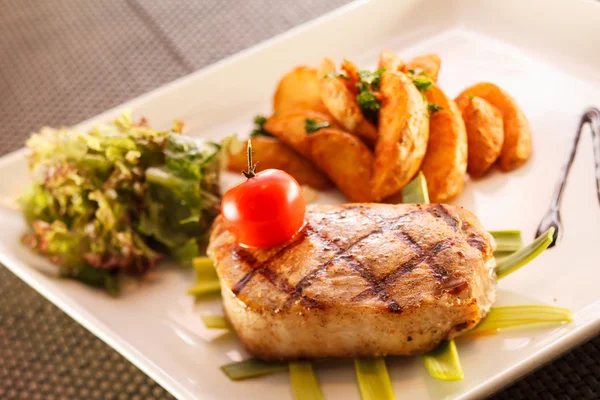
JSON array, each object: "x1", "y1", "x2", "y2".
[{"x1": 208, "y1": 203, "x2": 496, "y2": 359}]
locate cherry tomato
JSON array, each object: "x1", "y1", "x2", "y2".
[{"x1": 222, "y1": 168, "x2": 306, "y2": 248}]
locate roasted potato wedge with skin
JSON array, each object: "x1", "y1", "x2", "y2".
[
  {"x1": 378, "y1": 50, "x2": 406, "y2": 72},
  {"x1": 420, "y1": 85, "x2": 468, "y2": 202},
  {"x1": 406, "y1": 54, "x2": 441, "y2": 82},
  {"x1": 372, "y1": 71, "x2": 429, "y2": 201},
  {"x1": 273, "y1": 66, "x2": 328, "y2": 114},
  {"x1": 227, "y1": 137, "x2": 332, "y2": 190},
  {"x1": 455, "y1": 82, "x2": 532, "y2": 171},
  {"x1": 317, "y1": 58, "x2": 378, "y2": 144},
  {"x1": 460, "y1": 97, "x2": 504, "y2": 178},
  {"x1": 264, "y1": 110, "x2": 339, "y2": 157},
  {"x1": 306, "y1": 128, "x2": 374, "y2": 202}
]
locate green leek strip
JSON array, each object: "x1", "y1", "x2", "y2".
[
  {"x1": 404, "y1": 174, "x2": 464, "y2": 382},
  {"x1": 462, "y1": 305, "x2": 572, "y2": 337},
  {"x1": 193, "y1": 256, "x2": 218, "y2": 280},
  {"x1": 489, "y1": 230, "x2": 523, "y2": 252},
  {"x1": 201, "y1": 315, "x2": 229, "y2": 330},
  {"x1": 392, "y1": 174, "x2": 428, "y2": 392},
  {"x1": 187, "y1": 279, "x2": 221, "y2": 296},
  {"x1": 402, "y1": 172, "x2": 430, "y2": 203},
  {"x1": 496, "y1": 227, "x2": 554, "y2": 279},
  {"x1": 423, "y1": 340, "x2": 464, "y2": 381},
  {"x1": 492, "y1": 251, "x2": 516, "y2": 263},
  {"x1": 354, "y1": 358, "x2": 395, "y2": 400},
  {"x1": 221, "y1": 358, "x2": 289, "y2": 381},
  {"x1": 289, "y1": 361, "x2": 324, "y2": 400}
]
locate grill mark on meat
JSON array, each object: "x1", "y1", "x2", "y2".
[
  {"x1": 296, "y1": 206, "x2": 448, "y2": 312},
  {"x1": 358, "y1": 207, "x2": 426, "y2": 255},
  {"x1": 427, "y1": 204, "x2": 459, "y2": 231},
  {"x1": 467, "y1": 235, "x2": 487, "y2": 253},
  {"x1": 293, "y1": 206, "x2": 432, "y2": 313},
  {"x1": 292, "y1": 227, "x2": 382, "y2": 298},
  {"x1": 345, "y1": 257, "x2": 377, "y2": 282},
  {"x1": 232, "y1": 272, "x2": 254, "y2": 296},
  {"x1": 430, "y1": 261, "x2": 469, "y2": 295},
  {"x1": 232, "y1": 245, "x2": 320, "y2": 308},
  {"x1": 352, "y1": 238, "x2": 454, "y2": 302},
  {"x1": 430, "y1": 205, "x2": 490, "y2": 255},
  {"x1": 395, "y1": 230, "x2": 424, "y2": 255},
  {"x1": 453, "y1": 321, "x2": 469, "y2": 332},
  {"x1": 346, "y1": 257, "x2": 402, "y2": 313},
  {"x1": 230, "y1": 205, "x2": 481, "y2": 313},
  {"x1": 430, "y1": 261, "x2": 450, "y2": 282},
  {"x1": 427, "y1": 243, "x2": 469, "y2": 296},
  {"x1": 231, "y1": 227, "x2": 310, "y2": 295}
]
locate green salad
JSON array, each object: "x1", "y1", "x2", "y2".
[{"x1": 21, "y1": 112, "x2": 221, "y2": 295}]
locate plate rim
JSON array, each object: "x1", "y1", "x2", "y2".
[{"x1": 2, "y1": 0, "x2": 600, "y2": 399}]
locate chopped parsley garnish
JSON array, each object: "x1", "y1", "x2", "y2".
[
  {"x1": 407, "y1": 69, "x2": 433, "y2": 94},
  {"x1": 324, "y1": 71, "x2": 349, "y2": 80},
  {"x1": 468, "y1": 94, "x2": 475, "y2": 100},
  {"x1": 355, "y1": 67, "x2": 385, "y2": 124},
  {"x1": 356, "y1": 68, "x2": 385, "y2": 91},
  {"x1": 250, "y1": 114, "x2": 274, "y2": 138},
  {"x1": 428, "y1": 103, "x2": 443, "y2": 114},
  {"x1": 356, "y1": 91, "x2": 381, "y2": 122},
  {"x1": 305, "y1": 118, "x2": 330, "y2": 133},
  {"x1": 412, "y1": 76, "x2": 433, "y2": 93},
  {"x1": 408, "y1": 68, "x2": 430, "y2": 78}
]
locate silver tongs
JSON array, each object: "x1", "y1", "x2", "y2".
[{"x1": 536, "y1": 107, "x2": 600, "y2": 247}]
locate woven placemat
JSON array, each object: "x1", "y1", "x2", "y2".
[{"x1": 0, "y1": 1, "x2": 598, "y2": 399}]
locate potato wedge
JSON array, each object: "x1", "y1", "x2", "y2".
[
  {"x1": 460, "y1": 97, "x2": 504, "y2": 178},
  {"x1": 264, "y1": 110, "x2": 339, "y2": 157},
  {"x1": 227, "y1": 137, "x2": 332, "y2": 190},
  {"x1": 306, "y1": 128, "x2": 374, "y2": 202},
  {"x1": 273, "y1": 66, "x2": 328, "y2": 114},
  {"x1": 406, "y1": 54, "x2": 441, "y2": 82},
  {"x1": 378, "y1": 50, "x2": 406, "y2": 72},
  {"x1": 455, "y1": 82, "x2": 532, "y2": 171},
  {"x1": 372, "y1": 71, "x2": 429, "y2": 201},
  {"x1": 317, "y1": 58, "x2": 378, "y2": 144},
  {"x1": 420, "y1": 85, "x2": 468, "y2": 202}
]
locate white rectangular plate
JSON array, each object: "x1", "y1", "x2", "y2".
[{"x1": 2, "y1": 0, "x2": 600, "y2": 399}]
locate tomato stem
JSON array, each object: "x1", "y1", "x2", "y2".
[{"x1": 243, "y1": 139, "x2": 257, "y2": 179}]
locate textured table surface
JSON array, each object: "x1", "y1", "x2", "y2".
[{"x1": 1, "y1": 1, "x2": 598, "y2": 399}]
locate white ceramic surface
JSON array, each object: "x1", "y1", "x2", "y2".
[{"x1": 2, "y1": 0, "x2": 600, "y2": 399}]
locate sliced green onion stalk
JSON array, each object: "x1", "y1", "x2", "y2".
[
  {"x1": 221, "y1": 358, "x2": 289, "y2": 381},
  {"x1": 187, "y1": 279, "x2": 221, "y2": 296},
  {"x1": 354, "y1": 358, "x2": 395, "y2": 400},
  {"x1": 462, "y1": 305, "x2": 572, "y2": 337},
  {"x1": 489, "y1": 230, "x2": 523, "y2": 252},
  {"x1": 402, "y1": 172, "x2": 429, "y2": 204},
  {"x1": 193, "y1": 256, "x2": 218, "y2": 280},
  {"x1": 201, "y1": 315, "x2": 230, "y2": 330},
  {"x1": 289, "y1": 361, "x2": 324, "y2": 400},
  {"x1": 403, "y1": 174, "x2": 465, "y2": 382},
  {"x1": 492, "y1": 251, "x2": 516, "y2": 263},
  {"x1": 496, "y1": 227, "x2": 554, "y2": 279},
  {"x1": 423, "y1": 340, "x2": 464, "y2": 381}
]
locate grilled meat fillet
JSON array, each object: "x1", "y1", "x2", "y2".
[{"x1": 208, "y1": 203, "x2": 496, "y2": 360}]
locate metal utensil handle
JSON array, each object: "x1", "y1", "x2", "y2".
[
  {"x1": 588, "y1": 108, "x2": 600, "y2": 205},
  {"x1": 550, "y1": 107, "x2": 600, "y2": 210}
]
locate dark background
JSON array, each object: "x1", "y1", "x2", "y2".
[{"x1": 1, "y1": 1, "x2": 598, "y2": 399}]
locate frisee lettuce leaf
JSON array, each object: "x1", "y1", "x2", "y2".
[{"x1": 21, "y1": 111, "x2": 221, "y2": 292}]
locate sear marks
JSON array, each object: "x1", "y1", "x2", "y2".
[{"x1": 208, "y1": 203, "x2": 497, "y2": 360}]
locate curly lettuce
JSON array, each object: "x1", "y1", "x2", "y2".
[{"x1": 21, "y1": 112, "x2": 221, "y2": 294}]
